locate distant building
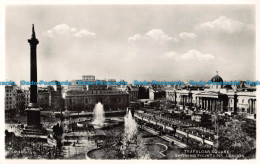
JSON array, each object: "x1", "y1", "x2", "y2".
[
  {"x1": 16, "y1": 89, "x2": 25, "y2": 113},
  {"x1": 88, "y1": 79, "x2": 107, "y2": 90},
  {"x1": 65, "y1": 89, "x2": 129, "y2": 112},
  {"x1": 68, "y1": 80, "x2": 86, "y2": 91},
  {"x1": 127, "y1": 86, "x2": 139, "y2": 101},
  {"x1": 5, "y1": 85, "x2": 17, "y2": 110},
  {"x1": 48, "y1": 85, "x2": 64, "y2": 110},
  {"x1": 149, "y1": 86, "x2": 166, "y2": 100},
  {"x1": 24, "y1": 85, "x2": 64, "y2": 111},
  {"x1": 138, "y1": 86, "x2": 150, "y2": 99},
  {"x1": 165, "y1": 73, "x2": 256, "y2": 119},
  {"x1": 37, "y1": 87, "x2": 49, "y2": 108},
  {"x1": 24, "y1": 90, "x2": 30, "y2": 108},
  {"x1": 82, "y1": 75, "x2": 95, "y2": 81},
  {"x1": 107, "y1": 79, "x2": 117, "y2": 90}
]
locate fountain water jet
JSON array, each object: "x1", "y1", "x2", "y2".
[
  {"x1": 92, "y1": 102, "x2": 105, "y2": 128},
  {"x1": 124, "y1": 108, "x2": 138, "y2": 141}
]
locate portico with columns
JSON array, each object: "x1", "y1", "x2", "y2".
[
  {"x1": 248, "y1": 98, "x2": 256, "y2": 114},
  {"x1": 195, "y1": 91, "x2": 228, "y2": 112},
  {"x1": 179, "y1": 92, "x2": 193, "y2": 107}
]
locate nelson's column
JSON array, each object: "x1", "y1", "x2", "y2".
[{"x1": 22, "y1": 25, "x2": 46, "y2": 136}]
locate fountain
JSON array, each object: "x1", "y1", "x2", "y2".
[
  {"x1": 86, "y1": 108, "x2": 155, "y2": 159},
  {"x1": 92, "y1": 102, "x2": 106, "y2": 128},
  {"x1": 124, "y1": 109, "x2": 138, "y2": 141},
  {"x1": 73, "y1": 102, "x2": 123, "y2": 131},
  {"x1": 120, "y1": 108, "x2": 141, "y2": 159}
]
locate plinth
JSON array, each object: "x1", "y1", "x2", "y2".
[{"x1": 22, "y1": 103, "x2": 47, "y2": 136}]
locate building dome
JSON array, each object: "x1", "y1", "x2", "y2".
[{"x1": 211, "y1": 74, "x2": 223, "y2": 83}]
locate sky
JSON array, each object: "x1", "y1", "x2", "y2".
[{"x1": 5, "y1": 5, "x2": 256, "y2": 84}]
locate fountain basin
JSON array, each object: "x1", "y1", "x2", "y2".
[
  {"x1": 86, "y1": 143, "x2": 167, "y2": 159},
  {"x1": 78, "y1": 118, "x2": 124, "y2": 130}
]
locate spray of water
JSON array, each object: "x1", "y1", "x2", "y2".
[
  {"x1": 124, "y1": 109, "x2": 138, "y2": 141},
  {"x1": 92, "y1": 102, "x2": 105, "y2": 126}
]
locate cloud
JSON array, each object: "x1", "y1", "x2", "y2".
[
  {"x1": 128, "y1": 29, "x2": 178, "y2": 42},
  {"x1": 199, "y1": 16, "x2": 247, "y2": 33},
  {"x1": 179, "y1": 32, "x2": 197, "y2": 40},
  {"x1": 145, "y1": 29, "x2": 174, "y2": 41},
  {"x1": 164, "y1": 51, "x2": 178, "y2": 58},
  {"x1": 45, "y1": 24, "x2": 96, "y2": 38},
  {"x1": 128, "y1": 34, "x2": 142, "y2": 41},
  {"x1": 164, "y1": 49, "x2": 215, "y2": 61},
  {"x1": 181, "y1": 49, "x2": 215, "y2": 61},
  {"x1": 128, "y1": 29, "x2": 198, "y2": 43}
]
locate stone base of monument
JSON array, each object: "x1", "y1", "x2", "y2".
[
  {"x1": 21, "y1": 107, "x2": 48, "y2": 139},
  {"x1": 22, "y1": 125, "x2": 47, "y2": 135},
  {"x1": 21, "y1": 125, "x2": 48, "y2": 142}
]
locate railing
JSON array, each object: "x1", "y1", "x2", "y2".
[{"x1": 134, "y1": 112, "x2": 217, "y2": 147}]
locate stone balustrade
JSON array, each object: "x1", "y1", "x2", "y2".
[{"x1": 135, "y1": 112, "x2": 217, "y2": 147}]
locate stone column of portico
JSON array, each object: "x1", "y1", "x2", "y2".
[
  {"x1": 204, "y1": 98, "x2": 206, "y2": 109},
  {"x1": 206, "y1": 98, "x2": 208, "y2": 111},
  {"x1": 221, "y1": 100, "x2": 223, "y2": 112},
  {"x1": 208, "y1": 99, "x2": 210, "y2": 111},
  {"x1": 212, "y1": 99, "x2": 214, "y2": 111},
  {"x1": 253, "y1": 99, "x2": 255, "y2": 114},
  {"x1": 202, "y1": 98, "x2": 204, "y2": 109},
  {"x1": 174, "y1": 91, "x2": 177, "y2": 106},
  {"x1": 201, "y1": 97, "x2": 203, "y2": 108},
  {"x1": 206, "y1": 99, "x2": 208, "y2": 110},
  {"x1": 251, "y1": 99, "x2": 254, "y2": 114},
  {"x1": 252, "y1": 99, "x2": 254, "y2": 114},
  {"x1": 209, "y1": 99, "x2": 212, "y2": 111},
  {"x1": 204, "y1": 98, "x2": 207, "y2": 110},
  {"x1": 215, "y1": 100, "x2": 217, "y2": 111},
  {"x1": 189, "y1": 96, "x2": 191, "y2": 106},
  {"x1": 199, "y1": 97, "x2": 201, "y2": 108},
  {"x1": 197, "y1": 97, "x2": 199, "y2": 108},
  {"x1": 204, "y1": 98, "x2": 206, "y2": 110},
  {"x1": 208, "y1": 99, "x2": 211, "y2": 111},
  {"x1": 187, "y1": 96, "x2": 189, "y2": 106},
  {"x1": 248, "y1": 99, "x2": 251, "y2": 114}
]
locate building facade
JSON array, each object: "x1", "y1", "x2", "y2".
[
  {"x1": 65, "y1": 89, "x2": 129, "y2": 112},
  {"x1": 166, "y1": 74, "x2": 256, "y2": 118},
  {"x1": 127, "y1": 86, "x2": 139, "y2": 101},
  {"x1": 5, "y1": 85, "x2": 17, "y2": 110},
  {"x1": 24, "y1": 85, "x2": 64, "y2": 110}
]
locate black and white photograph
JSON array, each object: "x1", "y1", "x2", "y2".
[{"x1": 1, "y1": 0, "x2": 259, "y2": 161}]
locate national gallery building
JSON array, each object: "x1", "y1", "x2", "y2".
[{"x1": 166, "y1": 74, "x2": 256, "y2": 119}]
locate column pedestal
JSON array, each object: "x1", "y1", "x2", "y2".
[{"x1": 22, "y1": 108, "x2": 46, "y2": 136}]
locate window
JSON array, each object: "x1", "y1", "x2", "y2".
[{"x1": 242, "y1": 99, "x2": 244, "y2": 103}]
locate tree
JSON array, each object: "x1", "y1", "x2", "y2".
[{"x1": 218, "y1": 119, "x2": 256, "y2": 156}]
